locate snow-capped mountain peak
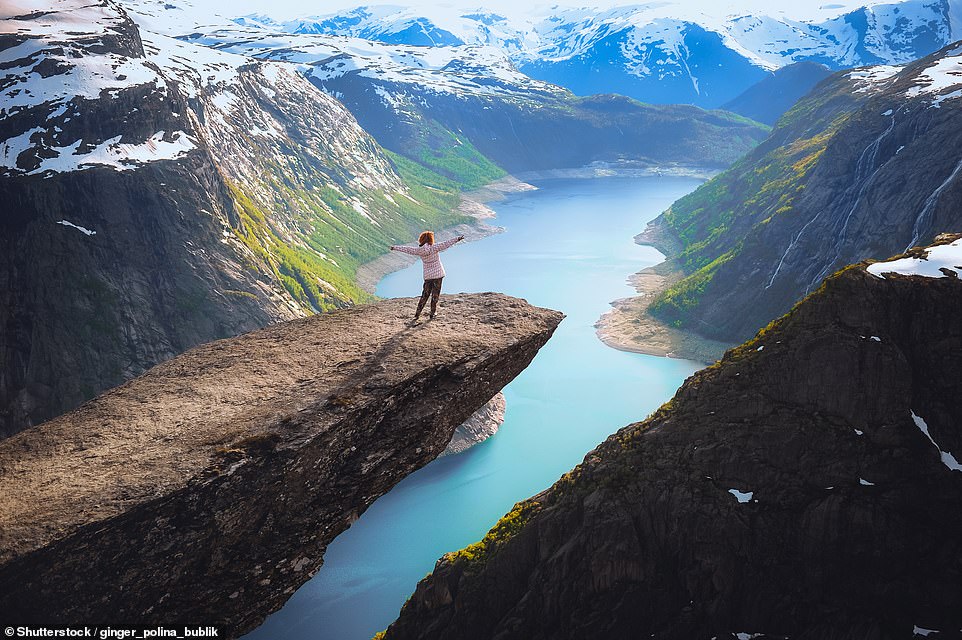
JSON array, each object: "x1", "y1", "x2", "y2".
[
  {"x1": 214, "y1": 0, "x2": 955, "y2": 107},
  {"x1": 107, "y1": 0, "x2": 960, "y2": 108}
]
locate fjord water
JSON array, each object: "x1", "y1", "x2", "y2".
[{"x1": 246, "y1": 176, "x2": 703, "y2": 640}]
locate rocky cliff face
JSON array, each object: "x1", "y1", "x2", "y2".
[
  {"x1": 0, "y1": 0, "x2": 469, "y2": 436},
  {"x1": 441, "y1": 391, "x2": 506, "y2": 456},
  {"x1": 646, "y1": 41, "x2": 962, "y2": 344},
  {"x1": 0, "y1": 293, "x2": 563, "y2": 638},
  {"x1": 381, "y1": 239, "x2": 962, "y2": 640}
]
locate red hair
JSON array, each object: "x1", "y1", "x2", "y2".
[{"x1": 418, "y1": 231, "x2": 435, "y2": 246}]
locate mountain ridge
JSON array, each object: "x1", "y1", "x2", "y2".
[
  {"x1": 720, "y1": 61, "x2": 834, "y2": 125},
  {"x1": 223, "y1": 0, "x2": 957, "y2": 108},
  {"x1": 0, "y1": 0, "x2": 471, "y2": 436},
  {"x1": 159, "y1": 26, "x2": 770, "y2": 173}
]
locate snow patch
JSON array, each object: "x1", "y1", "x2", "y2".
[
  {"x1": 931, "y1": 88, "x2": 962, "y2": 108},
  {"x1": 351, "y1": 200, "x2": 381, "y2": 227},
  {"x1": 859, "y1": 478, "x2": 874, "y2": 486},
  {"x1": 140, "y1": 31, "x2": 244, "y2": 98},
  {"x1": 867, "y1": 239, "x2": 962, "y2": 279},
  {"x1": 1, "y1": 127, "x2": 44, "y2": 168},
  {"x1": 56, "y1": 220, "x2": 96, "y2": 236},
  {"x1": 249, "y1": 120, "x2": 283, "y2": 138},
  {"x1": 912, "y1": 411, "x2": 962, "y2": 472},
  {"x1": 210, "y1": 91, "x2": 238, "y2": 112},
  {"x1": 728, "y1": 489, "x2": 754, "y2": 503},
  {"x1": 31, "y1": 131, "x2": 196, "y2": 176},
  {"x1": 847, "y1": 65, "x2": 902, "y2": 93},
  {"x1": 906, "y1": 52, "x2": 962, "y2": 103}
]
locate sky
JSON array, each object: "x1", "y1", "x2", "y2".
[{"x1": 195, "y1": 0, "x2": 897, "y2": 22}]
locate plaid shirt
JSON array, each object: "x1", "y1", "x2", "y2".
[{"x1": 391, "y1": 237, "x2": 460, "y2": 280}]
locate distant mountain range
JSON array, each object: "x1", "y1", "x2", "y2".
[
  {"x1": 172, "y1": 25, "x2": 767, "y2": 173},
  {"x1": 223, "y1": 0, "x2": 960, "y2": 108}
]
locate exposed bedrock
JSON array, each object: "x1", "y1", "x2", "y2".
[
  {"x1": 442, "y1": 391, "x2": 506, "y2": 456},
  {"x1": 0, "y1": 293, "x2": 562, "y2": 637}
]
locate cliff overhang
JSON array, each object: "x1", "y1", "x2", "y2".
[{"x1": 0, "y1": 293, "x2": 563, "y2": 637}]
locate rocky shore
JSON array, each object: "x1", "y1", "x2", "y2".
[
  {"x1": 441, "y1": 392, "x2": 507, "y2": 456},
  {"x1": 595, "y1": 265, "x2": 730, "y2": 364}
]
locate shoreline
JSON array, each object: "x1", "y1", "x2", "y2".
[
  {"x1": 355, "y1": 175, "x2": 536, "y2": 295},
  {"x1": 440, "y1": 392, "x2": 506, "y2": 456},
  {"x1": 513, "y1": 162, "x2": 723, "y2": 182},
  {"x1": 594, "y1": 265, "x2": 731, "y2": 365},
  {"x1": 594, "y1": 205, "x2": 732, "y2": 367}
]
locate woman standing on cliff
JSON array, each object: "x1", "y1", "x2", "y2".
[{"x1": 390, "y1": 231, "x2": 465, "y2": 322}]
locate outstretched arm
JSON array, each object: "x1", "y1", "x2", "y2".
[
  {"x1": 390, "y1": 244, "x2": 422, "y2": 255},
  {"x1": 435, "y1": 236, "x2": 465, "y2": 252}
]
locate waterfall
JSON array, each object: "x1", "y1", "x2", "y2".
[
  {"x1": 804, "y1": 111, "x2": 901, "y2": 291},
  {"x1": 905, "y1": 157, "x2": 962, "y2": 251},
  {"x1": 767, "y1": 111, "x2": 898, "y2": 291}
]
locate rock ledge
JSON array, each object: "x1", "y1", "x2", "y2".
[{"x1": 0, "y1": 293, "x2": 562, "y2": 636}]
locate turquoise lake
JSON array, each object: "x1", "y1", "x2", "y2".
[{"x1": 245, "y1": 175, "x2": 704, "y2": 640}]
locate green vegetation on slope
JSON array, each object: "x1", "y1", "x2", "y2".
[
  {"x1": 361, "y1": 83, "x2": 769, "y2": 175},
  {"x1": 228, "y1": 152, "x2": 479, "y2": 312},
  {"x1": 401, "y1": 118, "x2": 506, "y2": 190},
  {"x1": 447, "y1": 500, "x2": 541, "y2": 572},
  {"x1": 647, "y1": 81, "x2": 860, "y2": 326}
]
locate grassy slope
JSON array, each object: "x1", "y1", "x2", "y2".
[
  {"x1": 647, "y1": 75, "x2": 864, "y2": 326},
  {"x1": 402, "y1": 118, "x2": 507, "y2": 190},
  {"x1": 228, "y1": 143, "x2": 501, "y2": 313}
]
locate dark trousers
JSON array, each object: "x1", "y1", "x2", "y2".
[{"x1": 416, "y1": 278, "x2": 443, "y2": 318}]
